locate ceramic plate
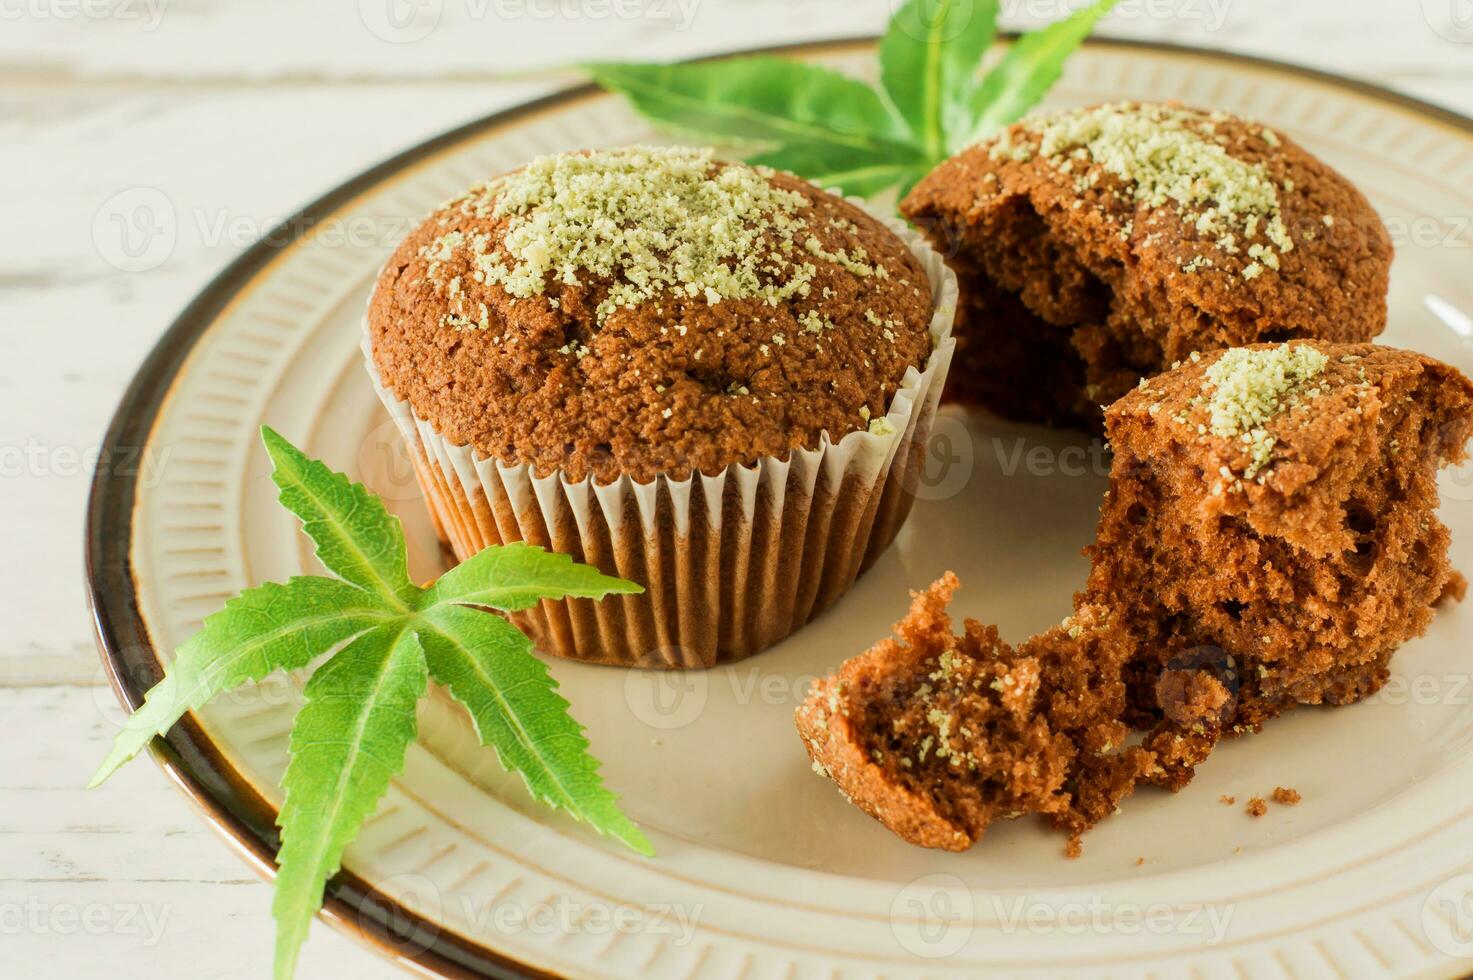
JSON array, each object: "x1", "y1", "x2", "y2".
[{"x1": 89, "y1": 37, "x2": 1473, "y2": 979}]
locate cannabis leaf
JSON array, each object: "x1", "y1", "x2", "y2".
[
  {"x1": 586, "y1": 58, "x2": 915, "y2": 152},
  {"x1": 962, "y1": 0, "x2": 1118, "y2": 147},
  {"x1": 589, "y1": 0, "x2": 1116, "y2": 201},
  {"x1": 880, "y1": 0, "x2": 1000, "y2": 159},
  {"x1": 92, "y1": 426, "x2": 648, "y2": 980},
  {"x1": 272, "y1": 624, "x2": 426, "y2": 980}
]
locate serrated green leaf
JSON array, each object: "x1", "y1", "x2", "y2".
[
  {"x1": 749, "y1": 142, "x2": 931, "y2": 200},
  {"x1": 587, "y1": 58, "x2": 915, "y2": 156},
  {"x1": 960, "y1": 0, "x2": 1117, "y2": 150},
  {"x1": 97, "y1": 429, "x2": 648, "y2": 978},
  {"x1": 880, "y1": 0, "x2": 1000, "y2": 159},
  {"x1": 418, "y1": 603, "x2": 652, "y2": 856},
  {"x1": 261, "y1": 426, "x2": 415, "y2": 607},
  {"x1": 424, "y1": 541, "x2": 641, "y2": 613},
  {"x1": 272, "y1": 625, "x2": 427, "y2": 980},
  {"x1": 90, "y1": 576, "x2": 393, "y2": 787}
]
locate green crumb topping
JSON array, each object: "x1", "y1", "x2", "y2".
[
  {"x1": 1204, "y1": 343, "x2": 1329, "y2": 478},
  {"x1": 988, "y1": 103, "x2": 1293, "y2": 278},
  {"x1": 420, "y1": 146, "x2": 875, "y2": 324}
]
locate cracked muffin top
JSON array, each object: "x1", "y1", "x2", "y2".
[
  {"x1": 900, "y1": 102, "x2": 1393, "y2": 425},
  {"x1": 904, "y1": 102, "x2": 1392, "y2": 336},
  {"x1": 367, "y1": 146, "x2": 936, "y2": 484}
]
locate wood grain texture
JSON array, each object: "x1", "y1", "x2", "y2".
[{"x1": 4, "y1": 1, "x2": 1472, "y2": 976}]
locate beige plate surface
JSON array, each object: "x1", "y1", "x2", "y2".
[{"x1": 98, "y1": 38, "x2": 1473, "y2": 980}]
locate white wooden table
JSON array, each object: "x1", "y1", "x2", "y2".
[{"x1": 4, "y1": 1, "x2": 1470, "y2": 975}]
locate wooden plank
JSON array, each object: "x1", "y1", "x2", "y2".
[{"x1": 1, "y1": 687, "x2": 388, "y2": 976}]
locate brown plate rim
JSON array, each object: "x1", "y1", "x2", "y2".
[{"x1": 85, "y1": 32, "x2": 1473, "y2": 980}]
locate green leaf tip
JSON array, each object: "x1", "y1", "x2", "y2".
[
  {"x1": 425, "y1": 540, "x2": 643, "y2": 612},
  {"x1": 880, "y1": 0, "x2": 1001, "y2": 159},
  {"x1": 962, "y1": 0, "x2": 1118, "y2": 148},
  {"x1": 419, "y1": 604, "x2": 654, "y2": 857},
  {"x1": 259, "y1": 424, "x2": 416, "y2": 608},
  {"x1": 89, "y1": 575, "x2": 392, "y2": 788}
]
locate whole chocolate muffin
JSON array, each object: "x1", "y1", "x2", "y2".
[
  {"x1": 365, "y1": 146, "x2": 956, "y2": 667},
  {"x1": 902, "y1": 102, "x2": 1393, "y2": 427}
]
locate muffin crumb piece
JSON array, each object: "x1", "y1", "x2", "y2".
[
  {"x1": 1219, "y1": 795, "x2": 1236, "y2": 806},
  {"x1": 1436, "y1": 572, "x2": 1468, "y2": 606},
  {"x1": 1245, "y1": 797, "x2": 1268, "y2": 818},
  {"x1": 1271, "y1": 786, "x2": 1301, "y2": 806}
]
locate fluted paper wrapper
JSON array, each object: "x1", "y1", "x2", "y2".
[{"x1": 364, "y1": 207, "x2": 956, "y2": 668}]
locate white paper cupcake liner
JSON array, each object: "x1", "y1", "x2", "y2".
[{"x1": 363, "y1": 203, "x2": 957, "y2": 668}]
